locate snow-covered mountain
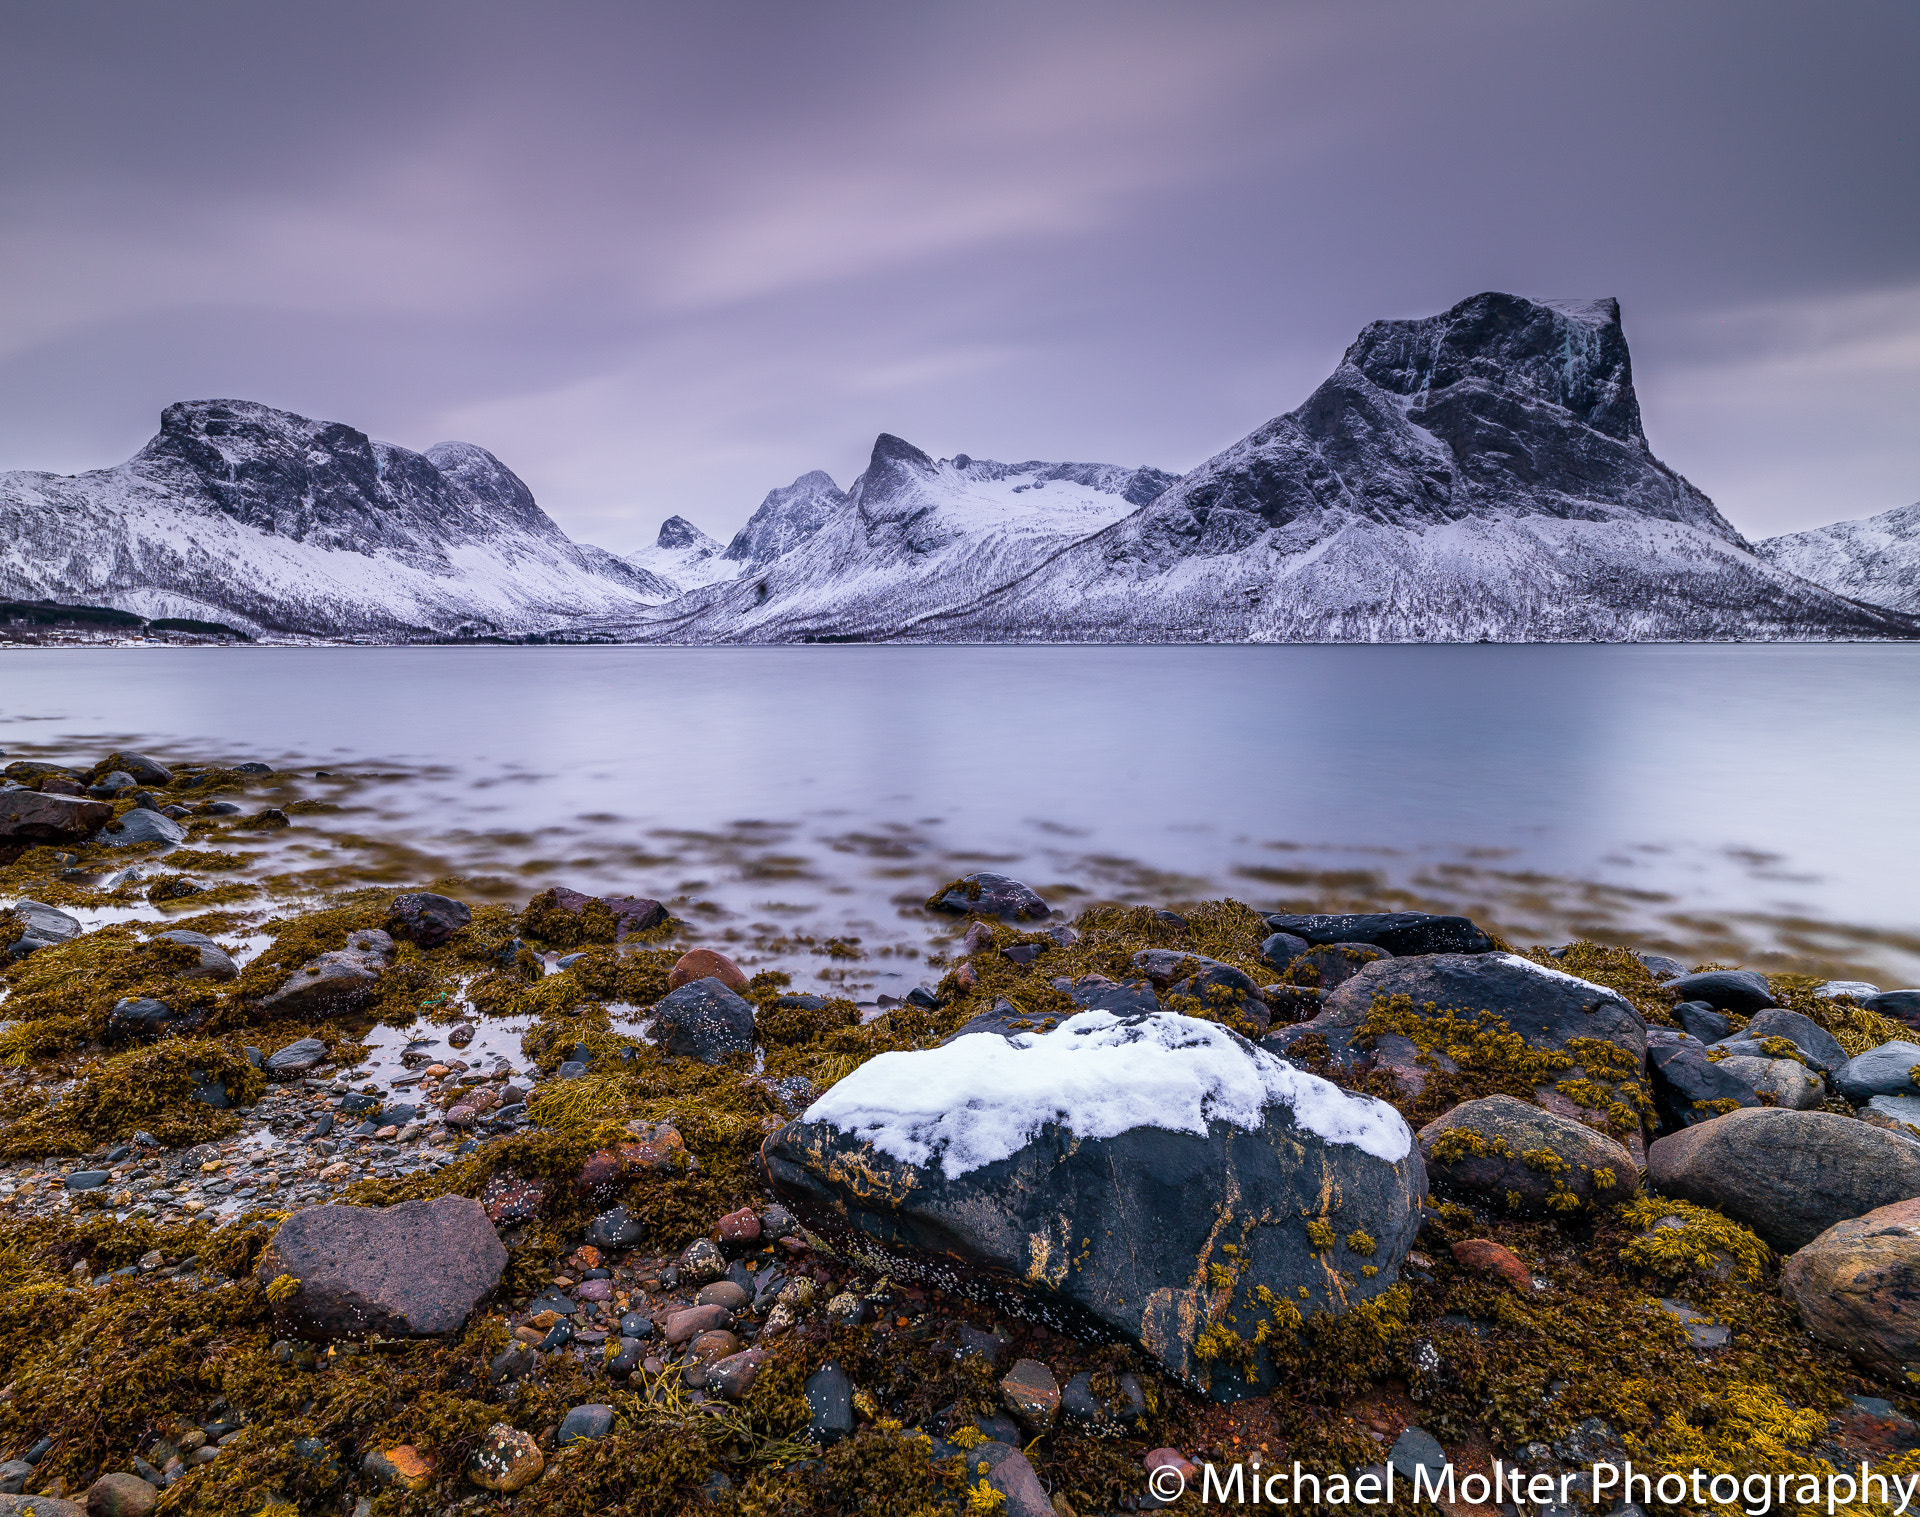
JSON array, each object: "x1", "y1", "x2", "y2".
[
  {"x1": 0, "y1": 400, "x2": 674, "y2": 637},
  {"x1": 892, "y1": 294, "x2": 1918, "y2": 643},
  {"x1": 616, "y1": 441, "x2": 1177, "y2": 642},
  {"x1": 622, "y1": 516, "x2": 738, "y2": 593},
  {"x1": 1756, "y1": 502, "x2": 1920, "y2": 616},
  {"x1": 722, "y1": 470, "x2": 848, "y2": 568}
]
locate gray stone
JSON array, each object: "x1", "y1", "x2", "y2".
[
  {"x1": 95, "y1": 810, "x2": 187, "y2": 848},
  {"x1": 1739, "y1": 1009, "x2": 1847, "y2": 1073},
  {"x1": 1419, "y1": 1095, "x2": 1639, "y2": 1215},
  {"x1": 258, "y1": 931, "x2": 393, "y2": 1018},
  {"x1": 1672, "y1": 1002, "x2": 1732, "y2": 1043},
  {"x1": 585, "y1": 1204, "x2": 644, "y2": 1251},
  {"x1": 386, "y1": 892, "x2": 471, "y2": 948},
  {"x1": 1388, "y1": 1427, "x2": 1448, "y2": 1483},
  {"x1": 0, "y1": 1463, "x2": 28, "y2": 1496},
  {"x1": 1664, "y1": 969, "x2": 1776, "y2": 1014},
  {"x1": 5, "y1": 898, "x2": 82, "y2": 960},
  {"x1": 925, "y1": 872, "x2": 1051, "y2": 921},
  {"x1": 99, "y1": 752, "x2": 173, "y2": 786},
  {"x1": 1867, "y1": 991, "x2": 1920, "y2": 1026},
  {"x1": 1864, "y1": 1095, "x2": 1920, "y2": 1135},
  {"x1": 1835, "y1": 1042, "x2": 1920, "y2": 1104},
  {"x1": 0, "y1": 1494, "x2": 83, "y2": 1516},
  {"x1": 1633, "y1": 952, "x2": 1688, "y2": 981},
  {"x1": 1658, "y1": 1298, "x2": 1730, "y2": 1349},
  {"x1": 1711, "y1": 1053, "x2": 1825, "y2": 1110},
  {"x1": 649, "y1": 978, "x2": 755, "y2": 1064},
  {"x1": 805, "y1": 1361, "x2": 854, "y2": 1444},
  {"x1": 265, "y1": 1038, "x2": 329, "y2": 1078},
  {"x1": 256, "y1": 1195, "x2": 506, "y2": 1340},
  {"x1": 958, "y1": 1441, "x2": 1053, "y2": 1517},
  {"x1": 1815, "y1": 981, "x2": 1884, "y2": 1003},
  {"x1": 1647, "y1": 1107, "x2": 1920, "y2": 1252},
  {"x1": 1265, "y1": 911, "x2": 1496, "y2": 956},
  {"x1": 155, "y1": 930, "x2": 239, "y2": 982},
  {"x1": 555, "y1": 1404, "x2": 614, "y2": 1446}
]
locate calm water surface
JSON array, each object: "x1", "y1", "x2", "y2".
[{"x1": 3, "y1": 644, "x2": 1916, "y2": 986}]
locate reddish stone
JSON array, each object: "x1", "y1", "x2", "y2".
[
  {"x1": 703, "y1": 1347, "x2": 767, "y2": 1401},
  {"x1": 716, "y1": 1206, "x2": 761, "y2": 1246},
  {"x1": 1451, "y1": 1238, "x2": 1532, "y2": 1294},
  {"x1": 667, "y1": 948, "x2": 750, "y2": 995},
  {"x1": 576, "y1": 1278, "x2": 612, "y2": 1303},
  {"x1": 1146, "y1": 1447, "x2": 1199, "y2": 1480},
  {"x1": 663, "y1": 1303, "x2": 732, "y2": 1344},
  {"x1": 566, "y1": 1245, "x2": 602, "y2": 1272},
  {"x1": 0, "y1": 789, "x2": 113, "y2": 843},
  {"x1": 482, "y1": 1170, "x2": 548, "y2": 1226}
]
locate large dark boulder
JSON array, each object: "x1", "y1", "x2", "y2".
[
  {"x1": 761, "y1": 1010, "x2": 1423, "y2": 1400},
  {"x1": 1664, "y1": 970, "x2": 1776, "y2": 1015},
  {"x1": 0, "y1": 791, "x2": 113, "y2": 844},
  {"x1": 1866, "y1": 991, "x2": 1920, "y2": 1027},
  {"x1": 1264, "y1": 911, "x2": 1496, "y2": 957},
  {"x1": 1273, "y1": 952, "x2": 1647, "y2": 1139},
  {"x1": 94, "y1": 810, "x2": 186, "y2": 848},
  {"x1": 926, "y1": 872, "x2": 1051, "y2": 921},
  {"x1": 1645, "y1": 1034, "x2": 1763, "y2": 1132},
  {"x1": 257, "y1": 1196, "x2": 507, "y2": 1339},
  {"x1": 649, "y1": 978, "x2": 755, "y2": 1064},
  {"x1": 1647, "y1": 1108, "x2": 1920, "y2": 1253},
  {"x1": 95, "y1": 751, "x2": 173, "y2": 786},
  {"x1": 386, "y1": 892, "x2": 471, "y2": 947},
  {"x1": 1834, "y1": 1043, "x2": 1920, "y2": 1105}
]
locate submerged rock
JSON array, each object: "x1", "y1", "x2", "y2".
[
  {"x1": 257, "y1": 1195, "x2": 506, "y2": 1340},
  {"x1": 762, "y1": 1009, "x2": 1423, "y2": 1400},
  {"x1": 1264, "y1": 910, "x2": 1496, "y2": 956},
  {"x1": 1647, "y1": 1108, "x2": 1920, "y2": 1252},
  {"x1": 925, "y1": 872, "x2": 1051, "y2": 921}
]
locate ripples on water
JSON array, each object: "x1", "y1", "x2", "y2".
[{"x1": 3, "y1": 643, "x2": 1917, "y2": 986}]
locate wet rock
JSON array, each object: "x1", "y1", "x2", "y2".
[
  {"x1": 1710, "y1": 1053, "x2": 1825, "y2": 1110},
  {"x1": 1658, "y1": 1297, "x2": 1730, "y2": 1349},
  {"x1": 1277, "y1": 953, "x2": 1647, "y2": 1130},
  {"x1": 2, "y1": 1496, "x2": 83, "y2": 1517},
  {"x1": 925, "y1": 872, "x2": 1051, "y2": 921},
  {"x1": 466, "y1": 1424, "x2": 543, "y2": 1493},
  {"x1": 664, "y1": 1304, "x2": 732, "y2": 1344},
  {"x1": 83, "y1": 1473, "x2": 158, "y2": 1517},
  {"x1": 1279, "y1": 941, "x2": 1391, "y2": 991},
  {"x1": 95, "y1": 810, "x2": 187, "y2": 848},
  {"x1": 1648, "y1": 1108, "x2": 1920, "y2": 1252},
  {"x1": 1737, "y1": 1009, "x2": 1848, "y2": 1073},
  {"x1": 1863, "y1": 1095, "x2": 1920, "y2": 1136},
  {"x1": 1866, "y1": 991, "x2": 1920, "y2": 1026},
  {"x1": 961, "y1": 1441, "x2": 1053, "y2": 1517},
  {"x1": 648, "y1": 978, "x2": 755, "y2": 1064},
  {"x1": 1815, "y1": 980, "x2": 1883, "y2": 1004},
  {"x1": 667, "y1": 948, "x2": 750, "y2": 995},
  {"x1": 256, "y1": 1195, "x2": 507, "y2": 1339},
  {"x1": 584, "y1": 1204, "x2": 643, "y2": 1251},
  {"x1": 385, "y1": 892, "x2": 470, "y2": 948},
  {"x1": 2, "y1": 789, "x2": 115, "y2": 849},
  {"x1": 527, "y1": 886, "x2": 668, "y2": 943},
  {"x1": 1664, "y1": 969, "x2": 1776, "y2": 1014},
  {"x1": 1451, "y1": 1238, "x2": 1532, "y2": 1294},
  {"x1": 1264, "y1": 910, "x2": 1496, "y2": 956},
  {"x1": 1388, "y1": 1427, "x2": 1448, "y2": 1484},
  {"x1": 98, "y1": 751, "x2": 172, "y2": 787},
  {"x1": 1646, "y1": 1038, "x2": 1762, "y2": 1132},
  {"x1": 697, "y1": 1281, "x2": 748, "y2": 1311},
  {"x1": 1000, "y1": 1358, "x2": 1060, "y2": 1431},
  {"x1": 1633, "y1": 951, "x2": 1688, "y2": 981},
  {"x1": 955, "y1": 1323, "x2": 1011, "y2": 1367},
  {"x1": 606, "y1": 1336, "x2": 646, "y2": 1376},
  {"x1": 360, "y1": 1446, "x2": 434, "y2": 1492},
  {"x1": 805, "y1": 1362, "x2": 854, "y2": 1444},
  {"x1": 264, "y1": 1038, "x2": 328, "y2": 1079},
  {"x1": 704, "y1": 1348, "x2": 767, "y2": 1401},
  {"x1": 1419, "y1": 1095, "x2": 1638, "y2": 1216},
  {"x1": 106, "y1": 997, "x2": 181, "y2": 1039},
  {"x1": 1834, "y1": 1042, "x2": 1920, "y2": 1104},
  {"x1": 1259, "y1": 931, "x2": 1311, "y2": 969},
  {"x1": 1672, "y1": 1002, "x2": 1732, "y2": 1042},
  {"x1": 258, "y1": 930, "x2": 393, "y2": 1018},
  {"x1": 555, "y1": 1404, "x2": 614, "y2": 1446},
  {"x1": 1060, "y1": 1370, "x2": 1145, "y2": 1433},
  {"x1": 715, "y1": 1205, "x2": 761, "y2": 1250},
  {"x1": 1783, "y1": 1197, "x2": 1920, "y2": 1381},
  {"x1": 490, "y1": 1342, "x2": 536, "y2": 1383},
  {"x1": 447, "y1": 1022, "x2": 475, "y2": 1047},
  {"x1": 152, "y1": 929, "x2": 239, "y2": 982},
  {"x1": 5, "y1": 898, "x2": 83, "y2": 959},
  {"x1": 763, "y1": 1011, "x2": 1423, "y2": 1400}
]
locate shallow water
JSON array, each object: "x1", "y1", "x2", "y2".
[{"x1": 3, "y1": 643, "x2": 1917, "y2": 983}]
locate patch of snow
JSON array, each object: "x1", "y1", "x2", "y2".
[
  {"x1": 1495, "y1": 953, "x2": 1633, "y2": 1005},
  {"x1": 802, "y1": 1008, "x2": 1412, "y2": 1179}
]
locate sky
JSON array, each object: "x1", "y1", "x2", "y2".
[{"x1": 1, "y1": 0, "x2": 1916, "y2": 553}]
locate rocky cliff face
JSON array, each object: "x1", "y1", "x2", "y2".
[
  {"x1": 624, "y1": 438, "x2": 1175, "y2": 642},
  {"x1": 722, "y1": 470, "x2": 848, "y2": 568},
  {"x1": 1757, "y1": 501, "x2": 1920, "y2": 616},
  {"x1": 900, "y1": 294, "x2": 1917, "y2": 642},
  {"x1": 0, "y1": 399, "x2": 672, "y2": 637}
]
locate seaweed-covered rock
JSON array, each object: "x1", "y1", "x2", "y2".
[
  {"x1": 0, "y1": 791, "x2": 113, "y2": 844},
  {"x1": 385, "y1": 891, "x2": 470, "y2": 947},
  {"x1": 649, "y1": 978, "x2": 755, "y2": 1064},
  {"x1": 466, "y1": 1424, "x2": 542, "y2": 1492},
  {"x1": 1278, "y1": 952, "x2": 1647, "y2": 1134},
  {"x1": 1834, "y1": 1042, "x2": 1920, "y2": 1105},
  {"x1": 151, "y1": 929, "x2": 238, "y2": 982},
  {"x1": 1737, "y1": 1009, "x2": 1848, "y2": 1073},
  {"x1": 1664, "y1": 969, "x2": 1776, "y2": 1014},
  {"x1": 761, "y1": 1009, "x2": 1423, "y2": 1400},
  {"x1": 522, "y1": 886, "x2": 666, "y2": 945},
  {"x1": 94, "y1": 809, "x2": 186, "y2": 848},
  {"x1": 257, "y1": 930, "x2": 393, "y2": 1018},
  {"x1": 1259, "y1": 931, "x2": 1311, "y2": 969},
  {"x1": 5, "y1": 898, "x2": 81, "y2": 960},
  {"x1": 1264, "y1": 911, "x2": 1496, "y2": 956},
  {"x1": 1131, "y1": 950, "x2": 1268, "y2": 1031},
  {"x1": 1418, "y1": 1094, "x2": 1638, "y2": 1216},
  {"x1": 961, "y1": 1440, "x2": 1053, "y2": 1517},
  {"x1": 257, "y1": 1195, "x2": 507, "y2": 1339},
  {"x1": 925, "y1": 872, "x2": 1051, "y2": 921},
  {"x1": 105, "y1": 997, "x2": 182, "y2": 1039},
  {"x1": 1280, "y1": 941, "x2": 1391, "y2": 990},
  {"x1": 1647, "y1": 1108, "x2": 1920, "y2": 1252},
  {"x1": 1646, "y1": 1035, "x2": 1761, "y2": 1132},
  {"x1": 95, "y1": 751, "x2": 172, "y2": 786},
  {"x1": 1782, "y1": 1197, "x2": 1920, "y2": 1382},
  {"x1": 1710, "y1": 1053, "x2": 1825, "y2": 1110}
]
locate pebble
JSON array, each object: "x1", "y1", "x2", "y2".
[{"x1": 555, "y1": 1404, "x2": 615, "y2": 1446}]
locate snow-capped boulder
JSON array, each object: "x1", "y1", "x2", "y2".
[{"x1": 760, "y1": 1009, "x2": 1423, "y2": 1400}]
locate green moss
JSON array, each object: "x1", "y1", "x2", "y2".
[{"x1": 0, "y1": 1038, "x2": 268, "y2": 1157}]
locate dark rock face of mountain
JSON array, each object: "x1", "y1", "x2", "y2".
[
  {"x1": 904, "y1": 294, "x2": 1917, "y2": 643},
  {"x1": 1758, "y1": 501, "x2": 1920, "y2": 615},
  {"x1": 723, "y1": 470, "x2": 848, "y2": 567},
  {"x1": 0, "y1": 399, "x2": 667, "y2": 636},
  {"x1": 655, "y1": 515, "x2": 715, "y2": 551}
]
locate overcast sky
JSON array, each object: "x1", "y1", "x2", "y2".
[{"x1": 2, "y1": 0, "x2": 1916, "y2": 550}]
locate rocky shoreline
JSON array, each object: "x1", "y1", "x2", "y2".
[{"x1": 5, "y1": 751, "x2": 1920, "y2": 1516}]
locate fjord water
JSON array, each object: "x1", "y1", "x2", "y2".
[{"x1": 3, "y1": 644, "x2": 1916, "y2": 985}]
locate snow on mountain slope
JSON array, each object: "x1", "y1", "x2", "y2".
[
  {"x1": 0, "y1": 400, "x2": 673, "y2": 637},
  {"x1": 623, "y1": 515, "x2": 740, "y2": 592},
  {"x1": 722, "y1": 470, "x2": 848, "y2": 568},
  {"x1": 617, "y1": 438, "x2": 1176, "y2": 642},
  {"x1": 899, "y1": 294, "x2": 1917, "y2": 643},
  {"x1": 1756, "y1": 501, "x2": 1920, "y2": 615}
]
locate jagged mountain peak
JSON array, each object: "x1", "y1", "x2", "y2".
[
  {"x1": 723, "y1": 470, "x2": 847, "y2": 567},
  {"x1": 655, "y1": 515, "x2": 722, "y2": 552}
]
